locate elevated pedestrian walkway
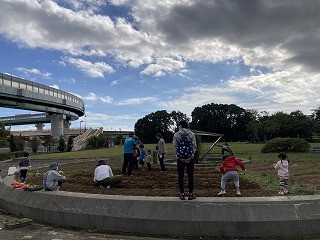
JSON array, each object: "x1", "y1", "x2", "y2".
[{"x1": 0, "y1": 175, "x2": 319, "y2": 238}]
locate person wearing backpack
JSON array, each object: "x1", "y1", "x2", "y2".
[{"x1": 173, "y1": 120, "x2": 197, "y2": 200}]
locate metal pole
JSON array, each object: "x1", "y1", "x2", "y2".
[
  {"x1": 199, "y1": 135, "x2": 223, "y2": 161},
  {"x1": 80, "y1": 120, "x2": 83, "y2": 134}
]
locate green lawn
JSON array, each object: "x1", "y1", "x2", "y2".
[{"x1": 30, "y1": 142, "x2": 320, "y2": 163}]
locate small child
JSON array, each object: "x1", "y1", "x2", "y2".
[
  {"x1": 138, "y1": 144, "x2": 146, "y2": 170},
  {"x1": 145, "y1": 150, "x2": 153, "y2": 171},
  {"x1": 274, "y1": 152, "x2": 289, "y2": 194},
  {"x1": 218, "y1": 154, "x2": 246, "y2": 196},
  {"x1": 133, "y1": 146, "x2": 140, "y2": 170}
]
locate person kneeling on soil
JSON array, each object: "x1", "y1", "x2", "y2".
[
  {"x1": 218, "y1": 154, "x2": 246, "y2": 196},
  {"x1": 43, "y1": 162, "x2": 66, "y2": 191},
  {"x1": 93, "y1": 160, "x2": 122, "y2": 188}
]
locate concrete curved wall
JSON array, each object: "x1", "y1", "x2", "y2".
[{"x1": 1, "y1": 176, "x2": 320, "y2": 238}]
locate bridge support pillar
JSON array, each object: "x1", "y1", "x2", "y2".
[
  {"x1": 50, "y1": 114, "x2": 65, "y2": 139},
  {"x1": 35, "y1": 123, "x2": 45, "y2": 131},
  {"x1": 63, "y1": 120, "x2": 71, "y2": 130}
]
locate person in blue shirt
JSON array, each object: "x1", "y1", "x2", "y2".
[
  {"x1": 122, "y1": 132, "x2": 136, "y2": 175},
  {"x1": 138, "y1": 144, "x2": 146, "y2": 170}
]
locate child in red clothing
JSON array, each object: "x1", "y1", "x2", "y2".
[{"x1": 218, "y1": 154, "x2": 246, "y2": 196}]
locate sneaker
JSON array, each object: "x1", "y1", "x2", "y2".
[
  {"x1": 236, "y1": 190, "x2": 241, "y2": 196},
  {"x1": 218, "y1": 190, "x2": 226, "y2": 196},
  {"x1": 278, "y1": 191, "x2": 284, "y2": 195},
  {"x1": 188, "y1": 194, "x2": 196, "y2": 200},
  {"x1": 106, "y1": 185, "x2": 111, "y2": 189},
  {"x1": 179, "y1": 194, "x2": 185, "y2": 200},
  {"x1": 284, "y1": 189, "x2": 289, "y2": 194}
]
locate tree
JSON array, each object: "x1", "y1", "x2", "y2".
[
  {"x1": 87, "y1": 134, "x2": 110, "y2": 149},
  {"x1": 251, "y1": 111, "x2": 314, "y2": 142},
  {"x1": 42, "y1": 135, "x2": 55, "y2": 152},
  {"x1": 67, "y1": 136, "x2": 74, "y2": 152},
  {"x1": 190, "y1": 103, "x2": 255, "y2": 141},
  {"x1": 31, "y1": 136, "x2": 41, "y2": 154},
  {"x1": 114, "y1": 134, "x2": 124, "y2": 145},
  {"x1": 134, "y1": 110, "x2": 188, "y2": 143},
  {"x1": 0, "y1": 122, "x2": 9, "y2": 147},
  {"x1": 57, "y1": 135, "x2": 66, "y2": 152},
  {"x1": 9, "y1": 134, "x2": 24, "y2": 152}
]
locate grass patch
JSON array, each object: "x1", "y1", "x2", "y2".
[{"x1": 244, "y1": 171, "x2": 278, "y2": 192}]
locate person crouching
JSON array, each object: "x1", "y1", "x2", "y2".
[
  {"x1": 94, "y1": 160, "x2": 122, "y2": 188},
  {"x1": 43, "y1": 162, "x2": 66, "y2": 191},
  {"x1": 218, "y1": 154, "x2": 246, "y2": 196}
]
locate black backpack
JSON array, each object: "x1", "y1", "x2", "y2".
[{"x1": 176, "y1": 133, "x2": 193, "y2": 159}]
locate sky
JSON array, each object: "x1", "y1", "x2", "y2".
[{"x1": 1, "y1": 0, "x2": 320, "y2": 132}]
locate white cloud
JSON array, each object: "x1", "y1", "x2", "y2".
[
  {"x1": 83, "y1": 92, "x2": 113, "y2": 103},
  {"x1": 141, "y1": 57, "x2": 186, "y2": 76},
  {"x1": 100, "y1": 96, "x2": 113, "y2": 103},
  {"x1": 15, "y1": 67, "x2": 52, "y2": 78},
  {"x1": 158, "y1": 86, "x2": 238, "y2": 116},
  {"x1": 2, "y1": 0, "x2": 320, "y2": 125},
  {"x1": 82, "y1": 111, "x2": 139, "y2": 130},
  {"x1": 110, "y1": 80, "x2": 118, "y2": 85},
  {"x1": 50, "y1": 84, "x2": 59, "y2": 89},
  {"x1": 83, "y1": 92, "x2": 97, "y2": 101},
  {"x1": 117, "y1": 97, "x2": 158, "y2": 105},
  {"x1": 65, "y1": 57, "x2": 114, "y2": 78}
]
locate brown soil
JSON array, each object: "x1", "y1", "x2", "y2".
[
  {"x1": 27, "y1": 161, "x2": 274, "y2": 197},
  {"x1": 26, "y1": 161, "x2": 320, "y2": 197}
]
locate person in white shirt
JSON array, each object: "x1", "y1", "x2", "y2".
[
  {"x1": 93, "y1": 160, "x2": 122, "y2": 188},
  {"x1": 274, "y1": 152, "x2": 289, "y2": 194}
]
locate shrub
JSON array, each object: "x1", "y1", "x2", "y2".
[
  {"x1": 57, "y1": 135, "x2": 66, "y2": 152},
  {"x1": 0, "y1": 151, "x2": 26, "y2": 161},
  {"x1": 261, "y1": 137, "x2": 311, "y2": 153},
  {"x1": 87, "y1": 134, "x2": 110, "y2": 149}
]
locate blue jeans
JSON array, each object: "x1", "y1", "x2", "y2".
[{"x1": 220, "y1": 171, "x2": 239, "y2": 189}]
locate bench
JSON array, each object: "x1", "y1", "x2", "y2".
[{"x1": 312, "y1": 147, "x2": 320, "y2": 153}]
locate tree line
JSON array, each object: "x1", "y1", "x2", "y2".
[{"x1": 134, "y1": 103, "x2": 320, "y2": 143}]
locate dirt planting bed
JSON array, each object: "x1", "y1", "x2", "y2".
[{"x1": 27, "y1": 161, "x2": 277, "y2": 197}]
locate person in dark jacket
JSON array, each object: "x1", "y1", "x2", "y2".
[
  {"x1": 19, "y1": 152, "x2": 31, "y2": 182},
  {"x1": 218, "y1": 154, "x2": 246, "y2": 196}
]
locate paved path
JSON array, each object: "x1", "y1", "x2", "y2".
[{"x1": 0, "y1": 213, "x2": 179, "y2": 240}]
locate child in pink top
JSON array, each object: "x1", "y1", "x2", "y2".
[{"x1": 274, "y1": 152, "x2": 289, "y2": 194}]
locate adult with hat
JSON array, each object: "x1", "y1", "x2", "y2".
[
  {"x1": 122, "y1": 132, "x2": 136, "y2": 175},
  {"x1": 43, "y1": 162, "x2": 66, "y2": 191},
  {"x1": 94, "y1": 160, "x2": 122, "y2": 188},
  {"x1": 173, "y1": 120, "x2": 197, "y2": 200}
]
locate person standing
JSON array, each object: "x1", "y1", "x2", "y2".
[
  {"x1": 145, "y1": 150, "x2": 153, "y2": 171},
  {"x1": 19, "y1": 152, "x2": 31, "y2": 182},
  {"x1": 94, "y1": 160, "x2": 122, "y2": 188},
  {"x1": 122, "y1": 132, "x2": 136, "y2": 175},
  {"x1": 173, "y1": 120, "x2": 197, "y2": 200},
  {"x1": 156, "y1": 133, "x2": 166, "y2": 172},
  {"x1": 274, "y1": 152, "x2": 289, "y2": 194},
  {"x1": 43, "y1": 162, "x2": 66, "y2": 191},
  {"x1": 138, "y1": 144, "x2": 146, "y2": 170}
]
